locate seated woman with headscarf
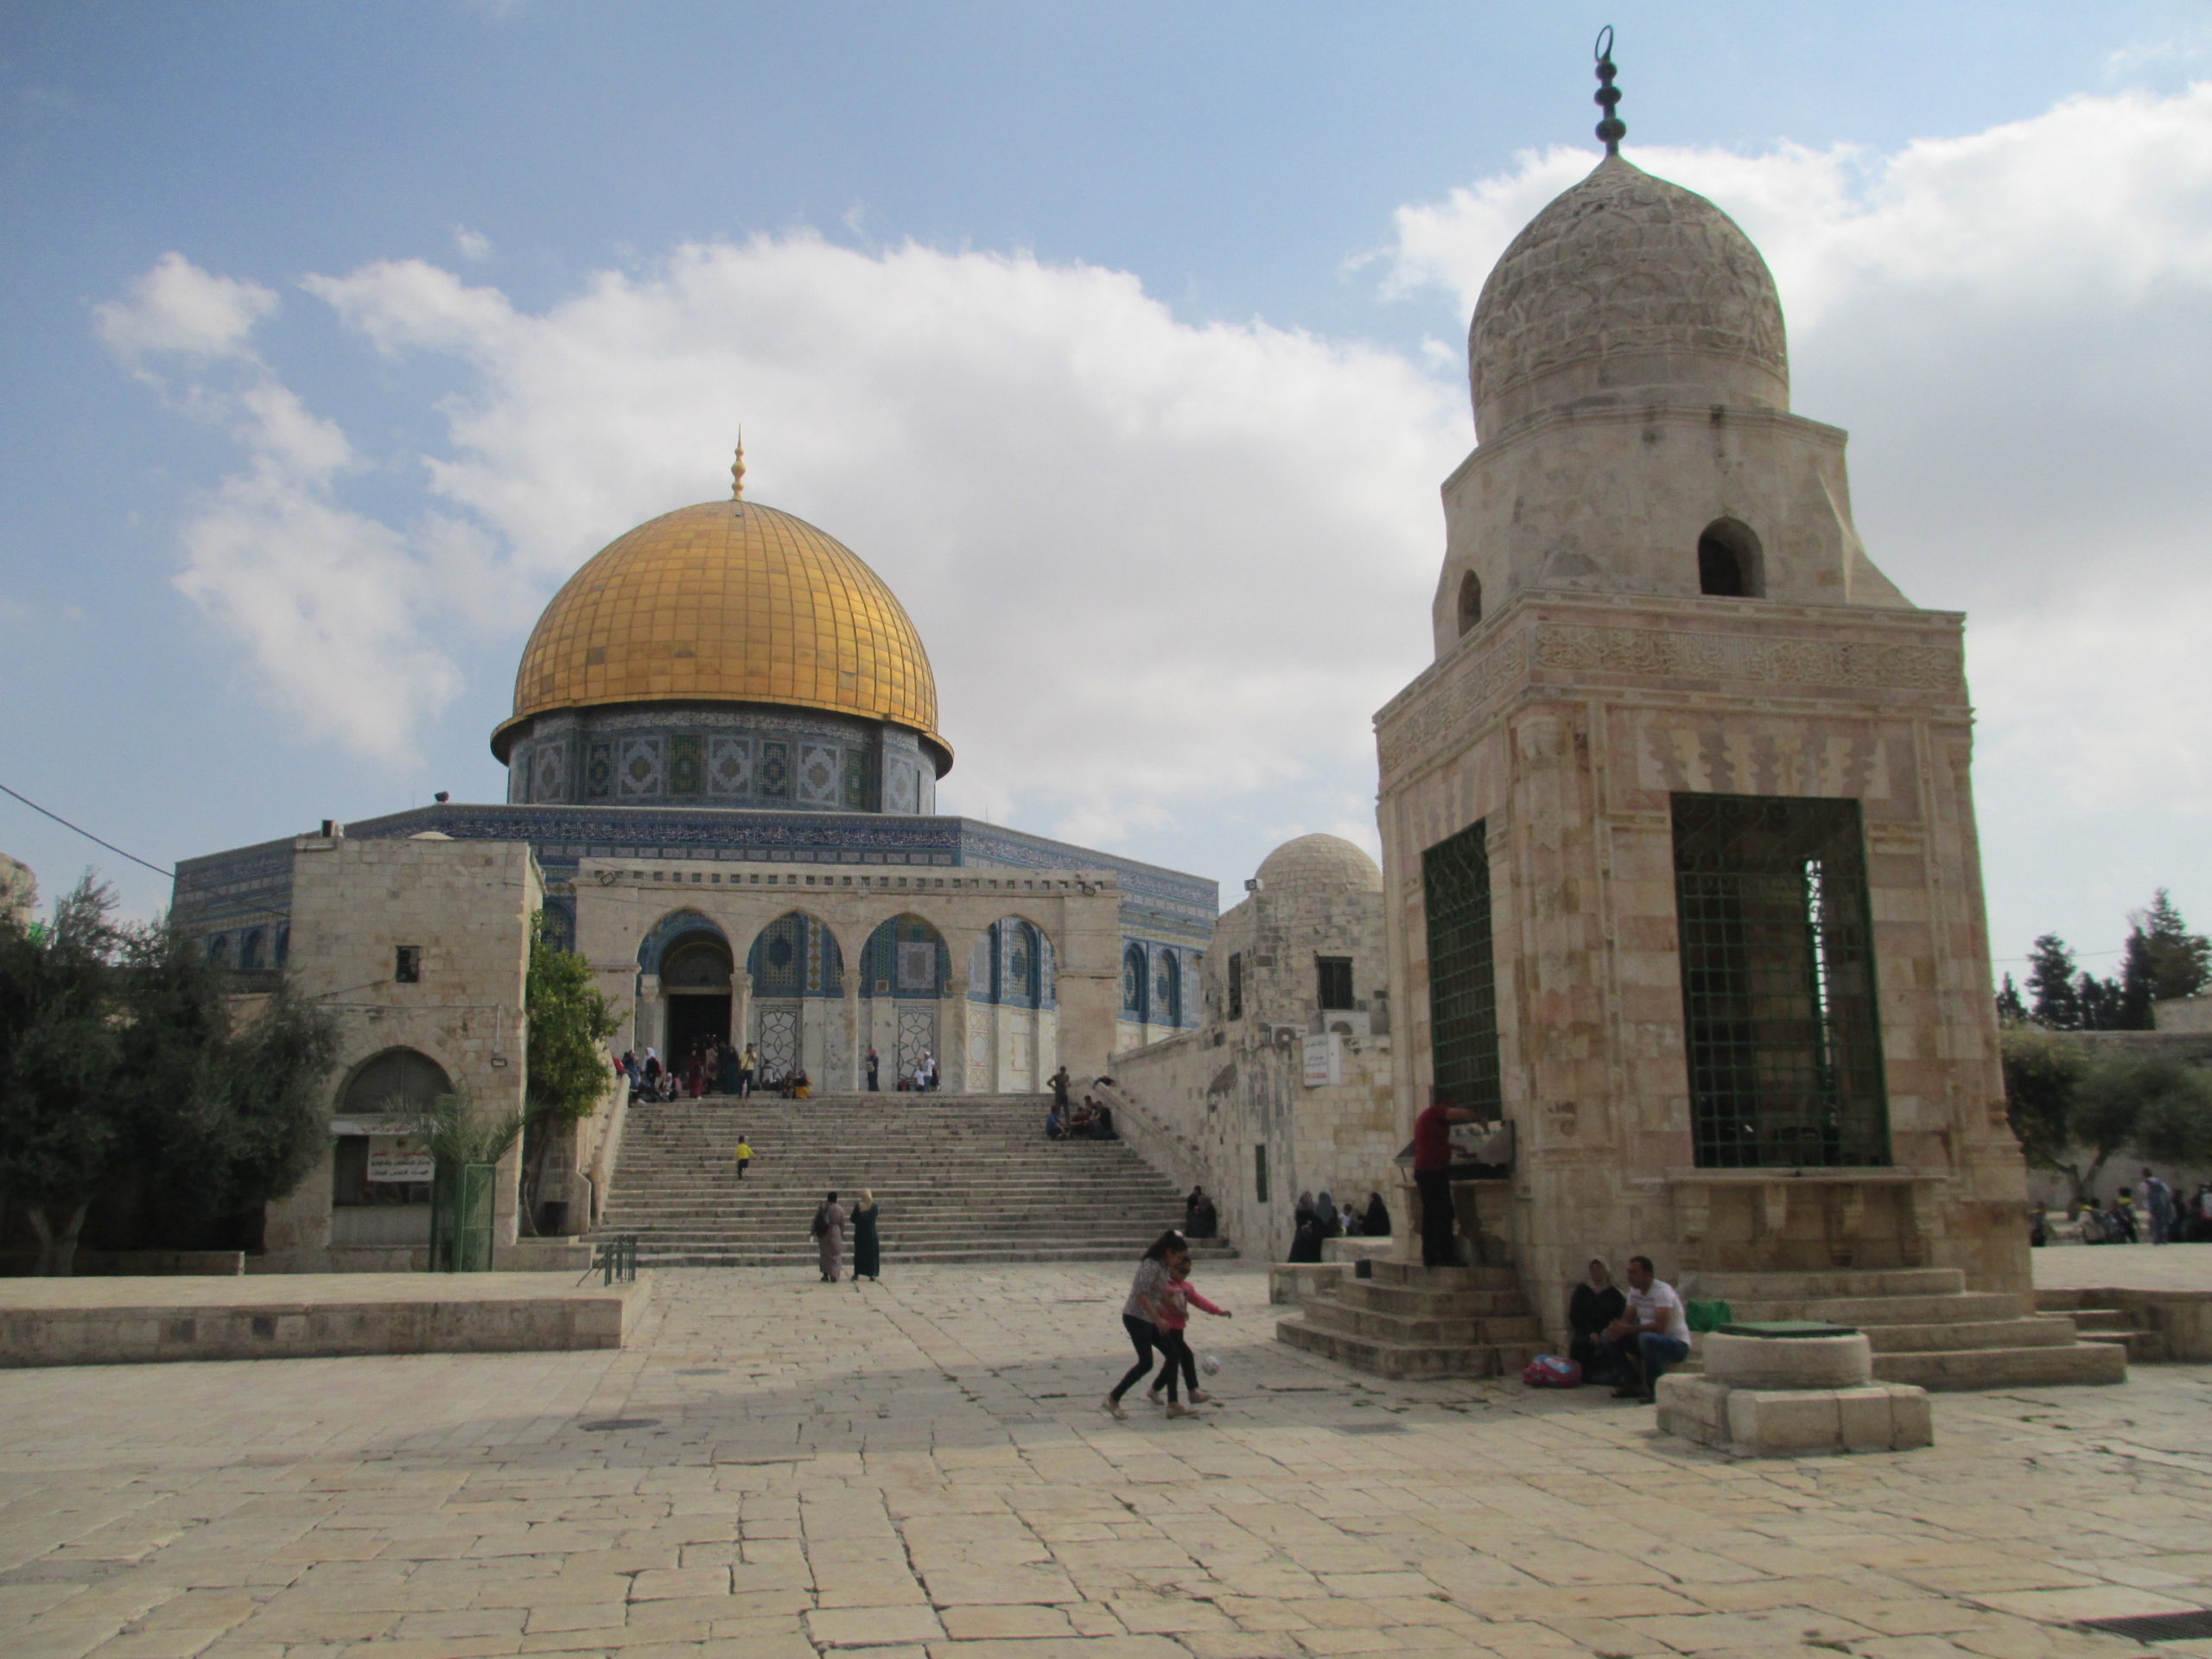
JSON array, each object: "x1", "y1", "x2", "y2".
[
  {"x1": 1362, "y1": 1192, "x2": 1390, "y2": 1236},
  {"x1": 1313, "y1": 1191, "x2": 1342, "y2": 1241},
  {"x1": 1568, "y1": 1259, "x2": 1626, "y2": 1382},
  {"x1": 1287, "y1": 1213, "x2": 1324, "y2": 1263}
]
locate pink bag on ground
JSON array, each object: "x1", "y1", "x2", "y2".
[{"x1": 1521, "y1": 1354, "x2": 1582, "y2": 1389}]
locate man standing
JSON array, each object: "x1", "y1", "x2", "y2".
[
  {"x1": 867, "y1": 1046, "x2": 880, "y2": 1092},
  {"x1": 740, "y1": 1044, "x2": 759, "y2": 1098},
  {"x1": 2143, "y1": 1167, "x2": 2175, "y2": 1245},
  {"x1": 1603, "y1": 1255, "x2": 1692, "y2": 1402},
  {"x1": 1049, "y1": 1065, "x2": 1071, "y2": 1114},
  {"x1": 1412, "y1": 1090, "x2": 1476, "y2": 1268}
]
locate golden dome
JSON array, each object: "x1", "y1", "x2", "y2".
[{"x1": 493, "y1": 497, "x2": 949, "y2": 770}]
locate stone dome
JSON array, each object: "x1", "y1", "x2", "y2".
[
  {"x1": 1467, "y1": 152, "x2": 1789, "y2": 440},
  {"x1": 495, "y1": 496, "x2": 950, "y2": 772},
  {"x1": 1255, "y1": 834, "x2": 1382, "y2": 895}
]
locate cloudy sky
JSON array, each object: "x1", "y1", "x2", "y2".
[{"x1": 4, "y1": 2, "x2": 2211, "y2": 981}]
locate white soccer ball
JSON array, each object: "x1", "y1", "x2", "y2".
[{"x1": 1200, "y1": 1354, "x2": 1223, "y2": 1376}]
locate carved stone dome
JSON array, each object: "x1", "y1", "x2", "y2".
[
  {"x1": 1468, "y1": 152, "x2": 1789, "y2": 439},
  {"x1": 1255, "y1": 834, "x2": 1382, "y2": 895}
]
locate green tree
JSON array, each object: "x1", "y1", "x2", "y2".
[
  {"x1": 1999, "y1": 1026, "x2": 2091, "y2": 1196},
  {"x1": 0, "y1": 878, "x2": 340, "y2": 1274},
  {"x1": 1994, "y1": 973, "x2": 2029, "y2": 1026},
  {"x1": 518, "y1": 913, "x2": 622, "y2": 1233},
  {"x1": 2024, "y1": 935, "x2": 2081, "y2": 1029},
  {"x1": 2119, "y1": 890, "x2": 2211, "y2": 1028},
  {"x1": 0, "y1": 879, "x2": 130, "y2": 1273}
]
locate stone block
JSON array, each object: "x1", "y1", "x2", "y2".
[
  {"x1": 1705, "y1": 1331, "x2": 1872, "y2": 1389},
  {"x1": 1726, "y1": 1389, "x2": 1840, "y2": 1454},
  {"x1": 1886, "y1": 1383, "x2": 1934, "y2": 1448},
  {"x1": 1834, "y1": 1384, "x2": 1895, "y2": 1452}
]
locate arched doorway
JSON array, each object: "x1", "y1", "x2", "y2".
[
  {"x1": 747, "y1": 912, "x2": 845, "y2": 1084},
  {"x1": 862, "y1": 913, "x2": 948, "y2": 1089},
  {"x1": 661, "y1": 935, "x2": 734, "y2": 1072},
  {"x1": 332, "y1": 1047, "x2": 451, "y2": 1238}
]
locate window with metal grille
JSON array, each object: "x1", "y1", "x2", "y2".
[
  {"x1": 1671, "y1": 793, "x2": 1890, "y2": 1168},
  {"x1": 1422, "y1": 821, "x2": 1501, "y2": 1116},
  {"x1": 1317, "y1": 957, "x2": 1354, "y2": 1010},
  {"x1": 394, "y1": 945, "x2": 421, "y2": 983},
  {"x1": 1254, "y1": 1142, "x2": 1269, "y2": 1205},
  {"x1": 1228, "y1": 954, "x2": 1243, "y2": 1020}
]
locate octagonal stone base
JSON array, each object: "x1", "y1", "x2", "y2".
[{"x1": 1658, "y1": 1373, "x2": 1932, "y2": 1457}]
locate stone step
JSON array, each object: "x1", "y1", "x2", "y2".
[
  {"x1": 1274, "y1": 1316, "x2": 1543, "y2": 1380},
  {"x1": 1363, "y1": 1260, "x2": 1521, "y2": 1293},
  {"x1": 1872, "y1": 1341, "x2": 2127, "y2": 1390},
  {"x1": 1720, "y1": 1291, "x2": 2024, "y2": 1326},
  {"x1": 1859, "y1": 1317, "x2": 2079, "y2": 1353},
  {"x1": 1332, "y1": 1283, "x2": 1531, "y2": 1319},
  {"x1": 1294, "y1": 1300, "x2": 1543, "y2": 1348},
  {"x1": 1682, "y1": 1268, "x2": 1967, "y2": 1300},
  {"x1": 638, "y1": 1245, "x2": 1186, "y2": 1267}
]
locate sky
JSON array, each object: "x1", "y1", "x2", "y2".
[{"x1": 3, "y1": 1, "x2": 2212, "y2": 983}]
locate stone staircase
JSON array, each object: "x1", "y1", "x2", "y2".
[
  {"x1": 1682, "y1": 1268, "x2": 2127, "y2": 1390},
  {"x1": 1274, "y1": 1261, "x2": 1547, "y2": 1378},
  {"x1": 2034, "y1": 1287, "x2": 2168, "y2": 1363},
  {"x1": 593, "y1": 1093, "x2": 1235, "y2": 1268}
]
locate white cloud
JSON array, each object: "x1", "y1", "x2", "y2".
[
  {"x1": 94, "y1": 251, "x2": 277, "y2": 362},
  {"x1": 453, "y1": 225, "x2": 494, "y2": 262},
  {"x1": 1381, "y1": 85, "x2": 2212, "y2": 959},
  {"x1": 296, "y1": 234, "x2": 1466, "y2": 826}
]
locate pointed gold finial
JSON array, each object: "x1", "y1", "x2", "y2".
[{"x1": 730, "y1": 430, "x2": 747, "y2": 500}]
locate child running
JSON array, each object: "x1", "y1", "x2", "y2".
[
  {"x1": 1147, "y1": 1243, "x2": 1231, "y2": 1418},
  {"x1": 1103, "y1": 1230, "x2": 1186, "y2": 1420}
]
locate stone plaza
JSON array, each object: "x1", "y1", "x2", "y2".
[{"x1": 3, "y1": 1256, "x2": 2211, "y2": 1659}]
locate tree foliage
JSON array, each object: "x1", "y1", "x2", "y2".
[
  {"x1": 518, "y1": 912, "x2": 622, "y2": 1233},
  {"x1": 2000, "y1": 1026, "x2": 2212, "y2": 1204},
  {"x1": 0, "y1": 877, "x2": 340, "y2": 1273},
  {"x1": 2011, "y1": 894, "x2": 2210, "y2": 1033}
]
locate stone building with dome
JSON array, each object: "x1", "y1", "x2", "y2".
[
  {"x1": 1375, "y1": 120, "x2": 2045, "y2": 1348},
  {"x1": 1108, "y1": 833, "x2": 1400, "y2": 1262},
  {"x1": 170, "y1": 460, "x2": 1213, "y2": 1268}
]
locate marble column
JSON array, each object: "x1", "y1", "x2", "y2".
[{"x1": 942, "y1": 974, "x2": 969, "y2": 1094}]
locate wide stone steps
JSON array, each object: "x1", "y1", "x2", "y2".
[
  {"x1": 1275, "y1": 1260, "x2": 1545, "y2": 1379},
  {"x1": 2034, "y1": 1288, "x2": 2170, "y2": 1362},
  {"x1": 593, "y1": 1093, "x2": 1228, "y2": 1268},
  {"x1": 1683, "y1": 1268, "x2": 2127, "y2": 1391}
]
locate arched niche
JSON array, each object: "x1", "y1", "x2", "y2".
[
  {"x1": 333, "y1": 1047, "x2": 451, "y2": 1212},
  {"x1": 1698, "y1": 518, "x2": 1765, "y2": 598},
  {"x1": 1122, "y1": 943, "x2": 1150, "y2": 1024},
  {"x1": 1457, "y1": 569, "x2": 1484, "y2": 636}
]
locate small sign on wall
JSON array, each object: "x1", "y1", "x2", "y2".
[
  {"x1": 1302, "y1": 1032, "x2": 1342, "y2": 1089},
  {"x1": 366, "y1": 1135, "x2": 434, "y2": 1183}
]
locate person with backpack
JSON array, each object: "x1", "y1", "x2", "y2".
[{"x1": 811, "y1": 1191, "x2": 847, "y2": 1282}]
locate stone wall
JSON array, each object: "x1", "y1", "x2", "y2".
[
  {"x1": 261, "y1": 833, "x2": 539, "y2": 1272},
  {"x1": 1376, "y1": 589, "x2": 2033, "y2": 1344},
  {"x1": 1110, "y1": 838, "x2": 1402, "y2": 1262}
]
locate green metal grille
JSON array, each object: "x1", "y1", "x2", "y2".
[
  {"x1": 429, "y1": 1162, "x2": 497, "y2": 1272},
  {"x1": 1423, "y1": 820, "x2": 1502, "y2": 1116},
  {"x1": 1671, "y1": 793, "x2": 1890, "y2": 1169}
]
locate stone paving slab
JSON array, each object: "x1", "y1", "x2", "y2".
[
  {"x1": 0, "y1": 1273, "x2": 651, "y2": 1366},
  {"x1": 0, "y1": 1262, "x2": 2199, "y2": 1656},
  {"x1": 2032, "y1": 1242, "x2": 2212, "y2": 1291}
]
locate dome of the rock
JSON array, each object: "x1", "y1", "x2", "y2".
[{"x1": 1466, "y1": 152, "x2": 1788, "y2": 440}]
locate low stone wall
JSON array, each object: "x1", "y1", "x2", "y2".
[
  {"x1": 0, "y1": 1250, "x2": 245, "y2": 1277},
  {"x1": 0, "y1": 1271, "x2": 647, "y2": 1367}
]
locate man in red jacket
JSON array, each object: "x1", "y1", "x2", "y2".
[{"x1": 1412, "y1": 1090, "x2": 1478, "y2": 1268}]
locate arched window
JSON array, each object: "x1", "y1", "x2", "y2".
[
  {"x1": 239, "y1": 929, "x2": 264, "y2": 971},
  {"x1": 274, "y1": 925, "x2": 289, "y2": 968},
  {"x1": 1157, "y1": 952, "x2": 1182, "y2": 1027},
  {"x1": 747, "y1": 912, "x2": 844, "y2": 999},
  {"x1": 206, "y1": 934, "x2": 230, "y2": 968},
  {"x1": 340, "y1": 1046, "x2": 454, "y2": 1117},
  {"x1": 1457, "y1": 570, "x2": 1484, "y2": 636},
  {"x1": 1698, "y1": 518, "x2": 1764, "y2": 598},
  {"x1": 1122, "y1": 944, "x2": 1149, "y2": 1022}
]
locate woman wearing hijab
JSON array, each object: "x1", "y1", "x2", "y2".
[
  {"x1": 811, "y1": 1191, "x2": 847, "y2": 1282},
  {"x1": 1294, "y1": 1192, "x2": 1315, "y2": 1230},
  {"x1": 1313, "y1": 1191, "x2": 1341, "y2": 1240},
  {"x1": 1568, "y1": 1259, "x2": 1627, "y2": 1382},
  {"x1": 1362, "y1": 1192, "x2": 1390, "y2": 1236},
  {"x1": 851, "y1": 1190, "x2": 880, "y2": 1283}
]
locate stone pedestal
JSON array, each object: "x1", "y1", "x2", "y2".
[{"x1": 1657, "y1": 1331, "x2": 1932, "y2": 1456}]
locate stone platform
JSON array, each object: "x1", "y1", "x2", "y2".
[{"x1": 0, "y1": 1271, "x2": 650, "y2": 1367}]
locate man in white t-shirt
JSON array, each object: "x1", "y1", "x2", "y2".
[{"x1": 1602, "y1": 1255, "x2": 1691, "y2": 1402}]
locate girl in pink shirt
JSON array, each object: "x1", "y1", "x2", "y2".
[{"x1": 1148, "y1": 1247, "x2": 1230, "y2": 1417}]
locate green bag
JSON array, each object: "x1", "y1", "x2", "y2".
[{"x1": 1685, "y1": 1298, "x2": 1732, "y2": 1333}]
